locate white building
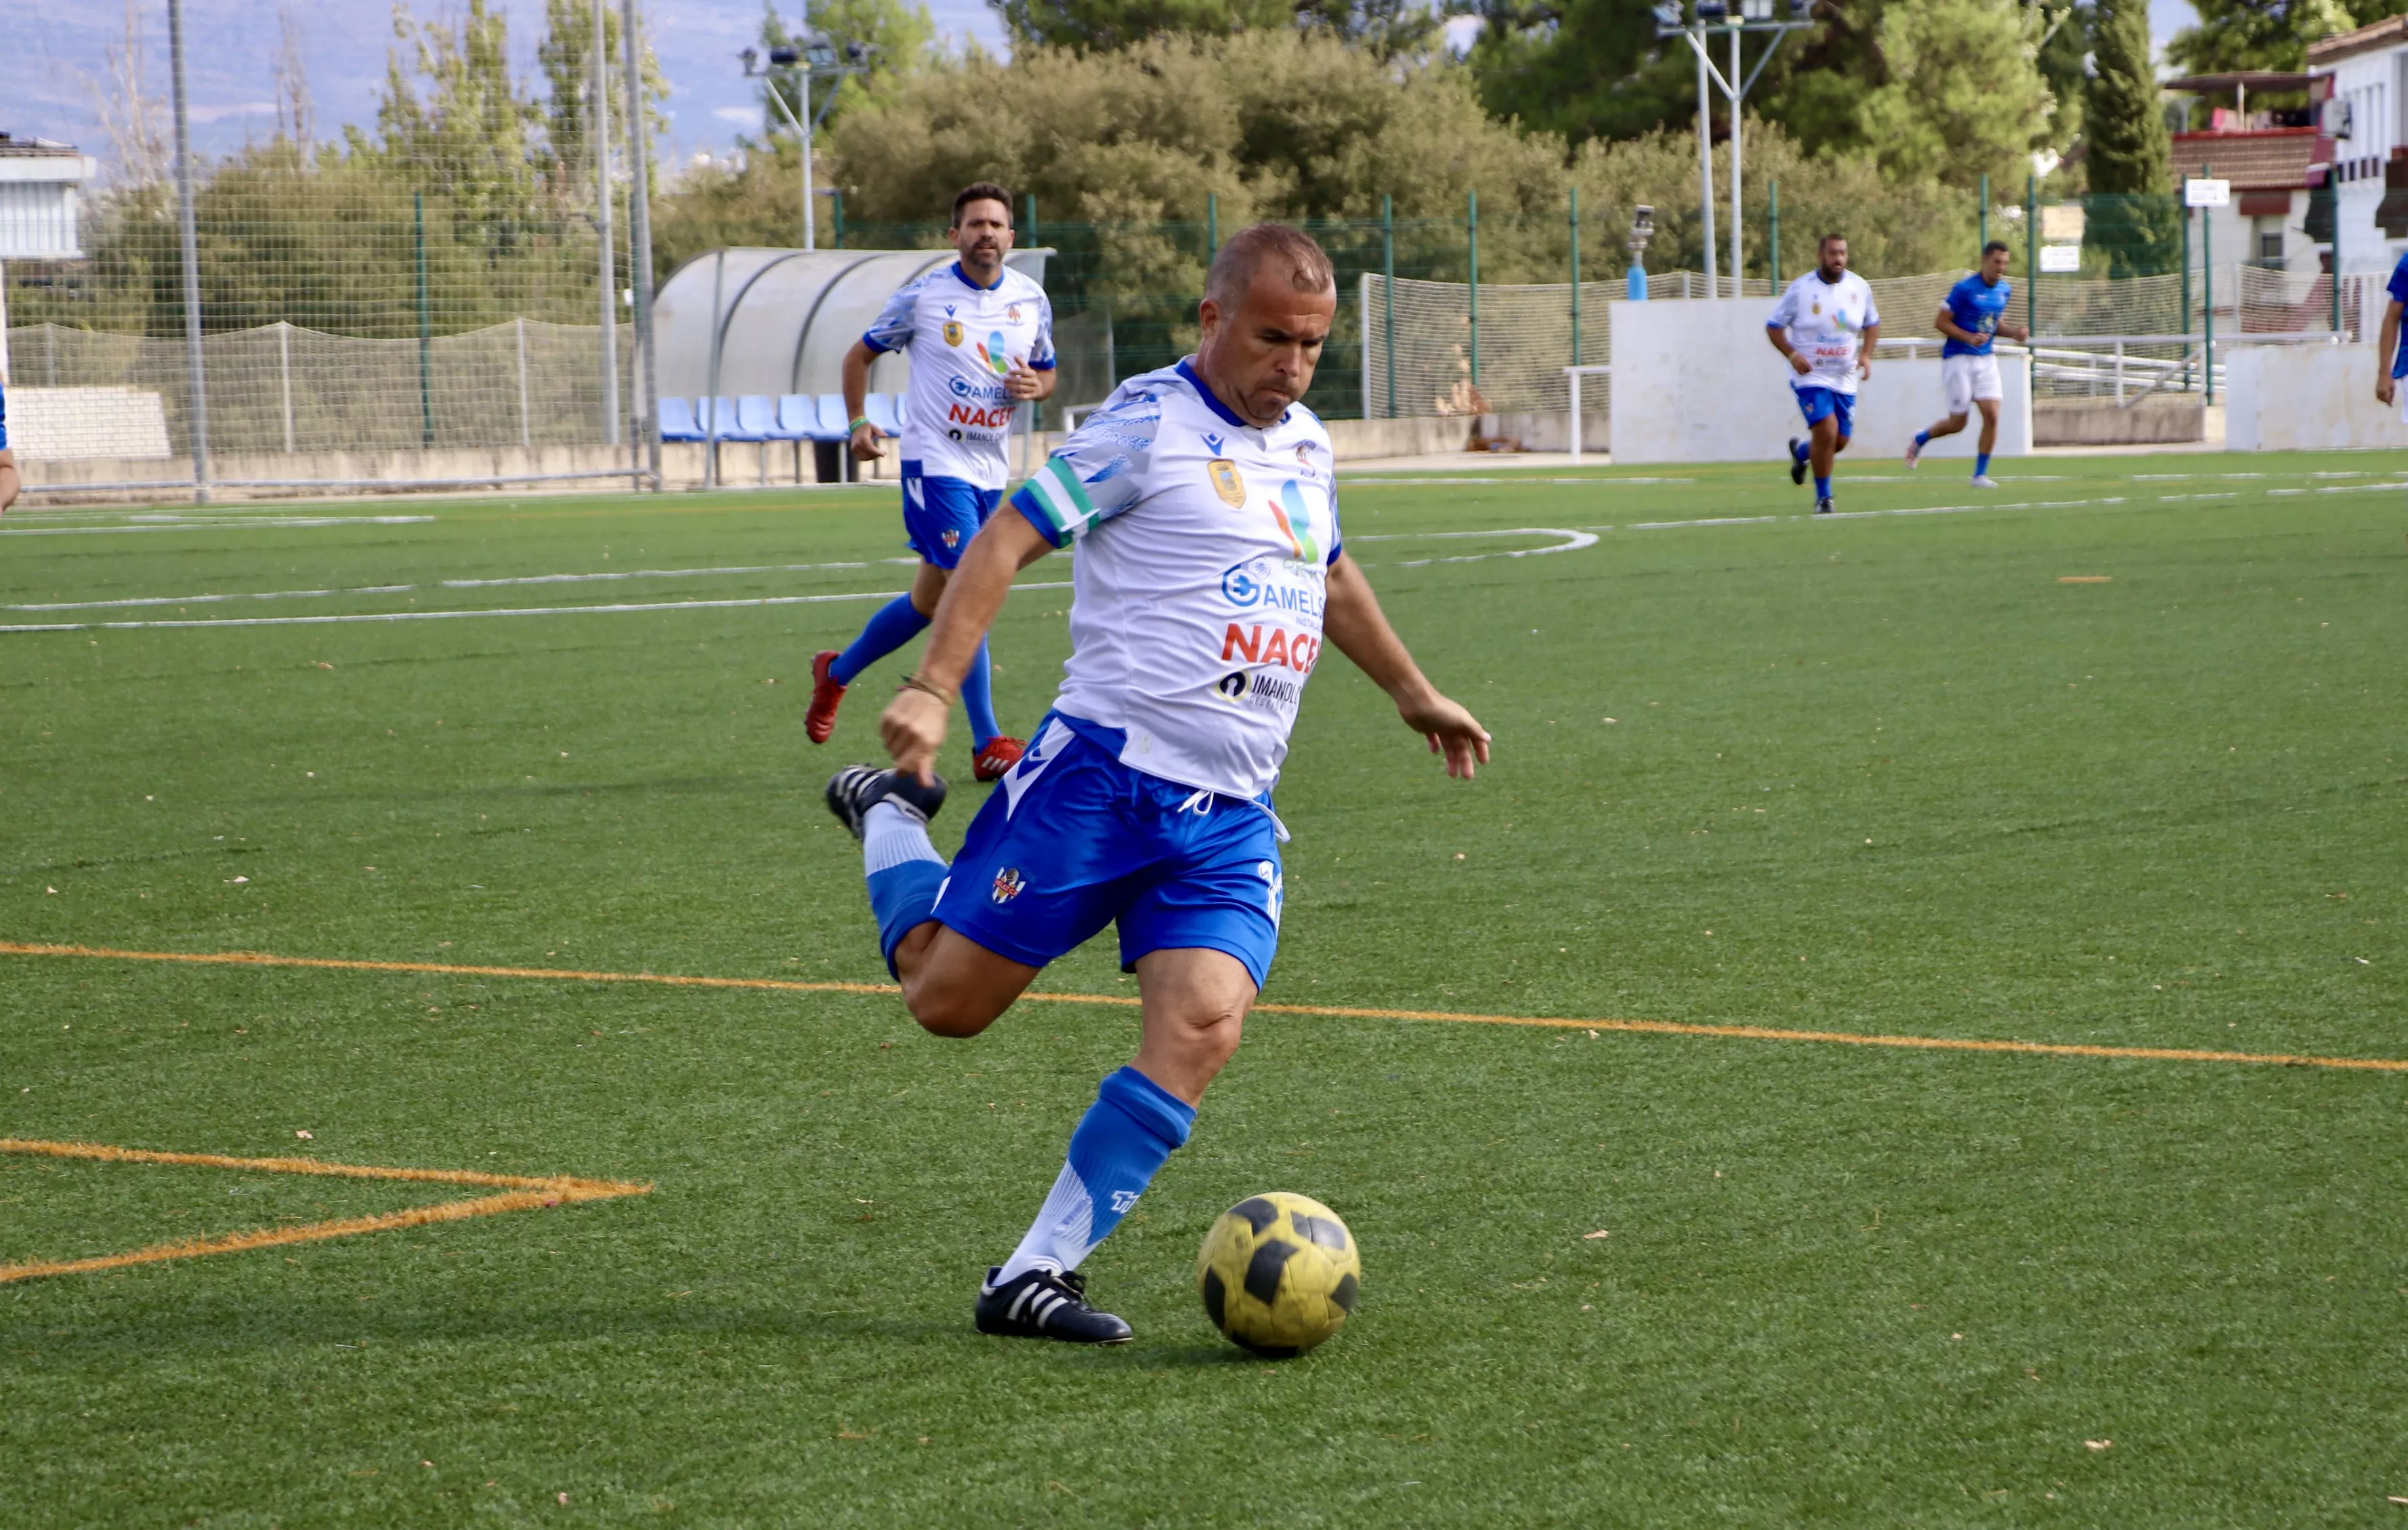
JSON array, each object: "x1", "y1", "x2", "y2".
[
  {"x1": 2308, "y1": 16, "x2": 2408, "y2": 276},
  {"x1": 2163, "y1": 72, "x2": 2330, "y2": 277}
]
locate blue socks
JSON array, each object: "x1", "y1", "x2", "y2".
[
  {"x1": 1914, "y1": 429, "x2": 1930, "y2": 448},
  {"x1": 830, "y1": 594, "x2": 929, "y2": 686},
  {"x1": 862, "y1": 801, "x2": 948, "y2": 975},
  {"x1": 1791, "y1": 439, "x2": 1810, "y2": 463},
  {"x1": 829, "y1": 597, "x2": 1003, "y2": 748},
  {"x1": 1000, "y1": 1067, "x2": 1196, "y2": 1279},
  {"x1": 963, "y1": 639, "x2": 999, "y2": 748},
  {"x1": 1813, "y1": 475, "x2": 1832, "y2": 499},
  {"x1": 1975, "y1": 452, "x2": 1992, "y2": 477}
]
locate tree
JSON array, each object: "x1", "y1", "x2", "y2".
[
  {"x1": 2086, "y1": 0, "x2": 2180, "y2": 273},
  {"x1": 2167, "y1": 0, "x2": 2354, "y2": 72},
  {"x1": 1855, "y1": 0, "x2": 2056, "y2": 190},
  {"x1": 364, "y1": 0, "x2": 545, "y2": 228},
  {"x1": 992, "y1": 0, "x2": 1292, "y2": 51}
]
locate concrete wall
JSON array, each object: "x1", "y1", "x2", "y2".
[
  {"x1": 1607, "y1": 299, "x2": 2032, "y2": 464},
  {"x1": 2225, "y1": 342, "x2": 2405, "y2": 450},
  {"x1": 2033, "y1": 399, "x2": 2205, "y2": 446}
]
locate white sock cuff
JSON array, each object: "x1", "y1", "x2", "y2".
[{"x1": 863, "y1": 800, "x2": 946, "y2": 876}]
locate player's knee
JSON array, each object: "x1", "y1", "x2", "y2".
[
  {"x1": 902, "y1": 974, "x2": 1005, "y2": 1038},
  {"x1": 1171, "y1": 1000, "x2": 1247, "y2": 1067}
]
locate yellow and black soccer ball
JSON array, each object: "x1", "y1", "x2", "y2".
[{"x1": 1195, "y1": 1191, "x2": 1361, "y2": 1357}]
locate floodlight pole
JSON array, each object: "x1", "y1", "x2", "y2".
[
  {"x1": 167, "y1": 0, "x2": 209, "y2": 503},
  {"x1": 746, "y1": 45, "x2": 872, "y2": 251},
  {"x1": 593, "y1": 0, "x2": 620, "y2": 447},
  {"x1": 622, "y1": 0, "x2": 660, "y2": 489},
  {"x1": 1660, "y1": 6, "x2": 1810, "y2": 299}
]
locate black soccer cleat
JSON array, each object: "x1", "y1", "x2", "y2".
[
  {"x1": 824, "y1": 764, "x2": 948, "y2": 842},
  {"x1": 974, "y1": 1266, "x2": 1134, "y2": 1344},
  {"x1": 1788, "y1": 438, "x2": 1807, "y2": 486},
  {"x1": 1815, "y1": 496, "x2": 1835, "y2": 515}
]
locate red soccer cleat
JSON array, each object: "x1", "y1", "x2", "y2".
[
  {"x1": 972, "y1": 735, "x2": 1026, "y2": 782},
  {"x1": 805, "y1": 650, "x2": 846, "y2": 744}
]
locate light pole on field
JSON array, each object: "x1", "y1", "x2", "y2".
[
  {"x1": 1653, "y1": 0, "x2": 1813, "y2": 297},
  {"x1": 741, "y1": 37, "x2": 874, "y2": 251}
]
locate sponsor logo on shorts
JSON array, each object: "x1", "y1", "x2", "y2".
[
  {"x1": 943, "y1": 320, "x2": 963, "y2": 347},
  {"x1": 1208, "y1": 458, "x2": 1245, "y2": 507},
  {"x1": 942, "y1": 528, "x2": 962, "y2": 550},
  {"x1": 991, "y1": 867, "x2": 1025, "y2": 904}
]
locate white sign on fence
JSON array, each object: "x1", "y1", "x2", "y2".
[
  {"x1": 2039, "y1": 245, "x2": 2084, "y2": 274},
  {"x1": 2184, "y1": 178, "x2": 2231, "y2": 208}
]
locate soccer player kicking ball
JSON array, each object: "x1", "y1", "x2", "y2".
[
  {"x1": 824, "y1": 224, "x2": 1491, "y2": 1343},
  {"x1": 807, "y1": 182, "x2": 1055, "y2": 782},
  {"x1": 1768, "y1": 232, "x2": 1882, "y2": 515},
  {"x1": 1905, "y1": 240, "x2": 2027, "y2": 486}
]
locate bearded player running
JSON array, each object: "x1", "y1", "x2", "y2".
[
  {"x1": 1769, "y1": 232, "x2": 1882, "y2": 515},
  {"x1": 822, "y1": 224, "x2": 1490, "y2": 1343},
  {"x1": 807, "y1": 182, "x2": 1056, "y2": 782}
]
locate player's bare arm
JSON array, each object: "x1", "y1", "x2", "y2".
[
  {"x1": 2380, "y1": 300, "x2": 2403, "y2": 406},
  {"x1": 0, "y1": 449, "x2": 18, "y2": 515},
  {"x1": 1321, "y1": 553, "x2": 1489, "y2": 778},
  {"x1": 1858, "y1": 320, "x2": 1880, "y2": 378},
  {"x1": 841, "y1": 339, "x2": 884, "y2": 461},
  {"x1": 879, "y1": 506, "x2": 1053, "y2": 784}
]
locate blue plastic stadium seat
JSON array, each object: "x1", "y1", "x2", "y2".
[
  {"x1": 815, "y1": 394, "x2": 853, "y2": 443},
  {"x1": 738, "y1": 394, "x2": 788, "y2": 441},
  {"x1": 659, "y1": 396, "x2": 704, "y2": 442},
  {"x1": 706, "y1": 396, "x2": 759, "y2": 442},
  {"x1": 777, "y1": 394, "x2": 819, "y2": 440},
  {"x1": 864, "y1": 392, "x2": 904, "y2": 438}
]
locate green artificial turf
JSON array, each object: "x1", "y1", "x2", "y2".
[{"x1": 1, "y1": 452, "x2": 2403, "y2": 1525}]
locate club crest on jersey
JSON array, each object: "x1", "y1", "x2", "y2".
[
  {"x1": 943, "y1": 320, "x2": 963, "y2": 347},
  {"x1": 1295, "y1": 442, "x2": 1313, "y2": 466},
  {"x1": 1007, "y1": 303, "x2": 1023, "y2": 321},
  {"x1": 1208, "y1": 459, "x2": 1246, "y2": 507},
  {"x1": 991, "y1": 867, "x2": 1025, "y2": 904}
]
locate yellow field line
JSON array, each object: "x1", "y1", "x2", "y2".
[
  {"x1": 0, "y1": 1138, "x2": 649, "y2": 1284},
  {"x1": 5, "y1": 938, "x2": 2401, "y2": 1075}
]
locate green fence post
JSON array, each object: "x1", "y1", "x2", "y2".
[
  {"x1": 1569, "y1": 186, "x2": 1581, "y2": 368},
  {"x1": 2202, "y1": 163, "x2": 2214, "y2": 406},
  {"x1": 414, "y1": 190, "x2": 433, "y2": 448},
  {"x1": 832, "y1": 187, "x2": 844, "y2": 249},
  {"x1": 1382, "y1": 194, "x2": 1396, "y2": 419},
  {"x1": 2025, "y1": 174, "x2": 2037, "y2": 339},
  {"x1": 1024, "y1": 193, "x2": 1037, "y2": 247},
  {"x1": 1769, "y1": 178, "x2": 1779, "y2": 284},
  {"x1": 1467, "y1": 188, "x2": 1480, "y2": 388},
  {"x1": 1207, "y1": 192, "x2": 1218, "y2": 257},
  {"x1": 1978, "y1": 172, "x2": 1987, "y2": 259},
  {"x1": 2182, "y1": 200, "x2": 2193, "y2": 389},
  {"x1": 2330, "y1": 180, "x2": 2342, "y2": 336}
]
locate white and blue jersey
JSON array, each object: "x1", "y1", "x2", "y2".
[
  {"x1": 925, "y1": 359, "x2": 1344, "y2": 986},
  {"x1": 1941, "y1": 272, "x2": 2012, "y2": 358},
  {"x1": 863, "y1": 260, "x2": 1054, "y2": 490},
  {"x1": 1768, "y1": 269, "x2": 1880, "y2": 396}
]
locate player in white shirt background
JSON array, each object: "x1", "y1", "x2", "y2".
[
  {"x1": 820, "y1": 224, "x2": 1490, "y2": 1343},
  {"x1": 1767, "y1": 233, "x2": 1882, "y2": 515},
  {"x1": 808, "y1": 183, "x2": 1056, "y2": 782}
]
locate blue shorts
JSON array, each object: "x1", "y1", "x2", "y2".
[
  {"x1": 902, "y1": 461, "x2": 1002, "y2": 570},
  {"x1": 932, "y1": 714, "x2": 1284, "y2": 989},
  {"x1": 1793, "y1": 385, "x2": 1855, "y2": 440}
]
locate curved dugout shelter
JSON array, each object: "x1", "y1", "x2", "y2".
[{"x1": 651, "y1": 247, "x2": 1055, "y2": 404}]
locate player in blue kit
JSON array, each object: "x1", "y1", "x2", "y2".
[
  {"x1": 2371, "y1": 246, "x2": 2408, "y2": 419},
  {"x1": 821, "y1": 224, "x2": 1490, "y2": 1342},
  {"x1": 807, "y1": 183, "x2": 1054, "y2": 782},
  {"x1": 0, "y1": 379, "x2": 18, "y2": 513},
  {"x1": 1905, "y1": 241, "x2": 2028, "y2": 486}
]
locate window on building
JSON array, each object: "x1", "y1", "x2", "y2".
[{"x1": 2257, "y1": 228, "x2": 2284, "y2": 261}]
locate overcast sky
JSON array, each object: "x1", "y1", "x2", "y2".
[{"x1": 8, "y1": 0, "x2": 2208, "y2": 179}]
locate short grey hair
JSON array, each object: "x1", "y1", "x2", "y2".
[{"x1": 1204, "y1": 223, "x2": 1336, "y2": 312}]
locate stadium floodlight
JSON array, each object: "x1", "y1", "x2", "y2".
[
  {"x1": 1628, "y1": 205, "x2": 1656, "y2": 256},
  {"x1": 1655, "y1": 0, "x2": 1816, "y2": 297},
  {"x1": 741, "y1": 32, "x2": 876, "y2": 251}
]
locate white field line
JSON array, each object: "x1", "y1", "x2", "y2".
[
  {"x1": 0, "y1": 583, "x2": 1070, "y2": 634},
  {"x1": 1338, "y1": 476, "x2": 1695, "y2": 486},
  {"x1": 3, "y1": 558, "x2": 922, "y2": 613},
  {"x1": 1350, "y1": 527, "x2": 1599, "y2": 566},
  {"x1": 0, "y1": 515, "x2": 436, "y2": 536}
]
